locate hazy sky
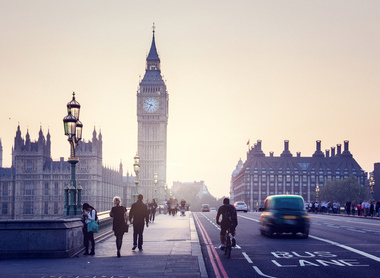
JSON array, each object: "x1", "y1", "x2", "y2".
[{"x1": 1, "y1": 1, "x2": 379, "y2": 198}]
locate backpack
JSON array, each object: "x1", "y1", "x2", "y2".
[{"x1": 223, "y1": 205, "x2": 236, "y2": 228}]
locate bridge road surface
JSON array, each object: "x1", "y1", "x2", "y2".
[
  {"x1": 193, "y1": 211, "x2": 380, "y2": 278},
  {"x1": 0, "y1": 212, "x2": 207, "y2": 278}
]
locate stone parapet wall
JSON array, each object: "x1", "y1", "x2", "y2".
[{"x1": 0, "y1": 218, "x2": 83, "y2": 259}]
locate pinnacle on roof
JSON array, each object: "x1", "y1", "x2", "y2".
[{"x1": 146, "y1": 23, "x2": 160, "y2": 62}]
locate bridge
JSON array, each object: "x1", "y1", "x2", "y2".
[{"x1": 0, "y1": 211, "x2": 206, "y2": 277}]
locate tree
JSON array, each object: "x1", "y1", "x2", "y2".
[{"x1": 319, "y1": 176, "x2": 369, "y2": 204}]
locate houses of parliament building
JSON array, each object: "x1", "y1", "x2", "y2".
[{"x1": 0, "y1": 126, "x2": 134, "y2": 219}]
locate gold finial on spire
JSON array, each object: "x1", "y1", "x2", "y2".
[{"x1": 152, "y1": 22, "x2": 156, "y2": 34}]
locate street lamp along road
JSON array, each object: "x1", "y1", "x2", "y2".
[
  {"x1": 369, "y1": 175, "x2": 375, "y2": 201},
  {"x1": 154, "y1": 172, "x2": 158, "y2": 200},
  {"x1": 63, "y1": 92, "x2": 83, "y2": 216},
  {"x1": 133, "y1": 154, "x2": 140, "y2": 202},
  {"x1": 316, "y1": 184, "x2": 320, "y2": 203}
]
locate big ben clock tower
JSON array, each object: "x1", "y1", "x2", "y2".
[{"x1": 137, "y1": 26, "x2": 169, "y2": 200}]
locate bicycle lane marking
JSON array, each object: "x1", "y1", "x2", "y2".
[
  {"x1": 202, "y1": 213, "x2": 276, "y2": 278},
  {"x1": 194, "y1": 213, "x2": 229, "y2": 278},
  {"x1": 309, "y1": 235, "x2": 380, "y2": 263},
  {"x1": 240, "y1": 214, "x2": 380, "y2": 264}
]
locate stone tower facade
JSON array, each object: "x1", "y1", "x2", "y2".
[{"x1": 137, "y1": 28, "x2": 169, "y2": 200}]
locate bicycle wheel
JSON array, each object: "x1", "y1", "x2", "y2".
[{"x1": 226, "y1": 235, "x2": 231, "y2": 258}]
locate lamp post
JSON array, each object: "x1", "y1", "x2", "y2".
[
  {"x1": 153, "y1": 172, "x2": 158, "y2": 200},
  {"x1": 63, "y1": 92, "x2": 83, "y2": 216},
  {"x1": 369, "y1": 175, "x2": 375, "y2": 201},
  {"x1": 316, "y1": 184, "x2": 320, "y2": 203},
  {"x1": 133, "y1": 154, "x2": 140, "y2": 202},
  {"x1": 164, "y1": 184, "x2": 167, "y2": 200}
]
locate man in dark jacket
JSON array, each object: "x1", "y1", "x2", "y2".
[
  {"x1": 216, "y1": 198, "x2": 238, "y2": 250},
  {"x1": 129, "y1": 194, "x2": 149, "y2": 250}
]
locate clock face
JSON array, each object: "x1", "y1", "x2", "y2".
[{"x1": 143, "y1": 98, "x2": 159, "y2": 113}]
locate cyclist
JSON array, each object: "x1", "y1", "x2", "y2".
[{"x1": 216, "y1": 198, "x2": 238, "y2": 250}]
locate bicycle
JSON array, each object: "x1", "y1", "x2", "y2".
[{"x1": 224, "y1": 228, "x2": 232, "y2": 258}]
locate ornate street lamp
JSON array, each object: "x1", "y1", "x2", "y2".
[
  {"x1": 154, "y1": 172, "x2": 158, "y2": 200},
  {"x1": 316, "y1": 184, "x2": 320, "y2": 203},
  {"x1": 369, "y1": 175, "x2": 375, "y2": 201},
  {"x1": 133, "y1": 154, "x2": 140, "y2": 202},
  {"x1": 63, "y1": 92, "x2": 83, "y2": 216}
]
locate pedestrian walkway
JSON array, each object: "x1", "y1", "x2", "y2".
[{"x1": 0, "y1": 212, "x2": 207, "y2": 278}]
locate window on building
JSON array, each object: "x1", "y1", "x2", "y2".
[
  {"x1": 24, "y1": 182, "x2": 34, "y2": 196},
  {"x1": 311, "y1": 176, "x2": 316, "y2": 183},
  {"x1": 54, "y1": 182, "x2": 59, "y2": 195},
  {"x1": 254, "y1": 175, "x2": 258, "y2": 182},
  {"x1": 54, "y1": 202, "x2": 58, "y2": 214},
  {"x1": 294, "y1": 176, "x2": 299, "y2": 182},
  {"x1": 23, "y1": 201, "x2": 33, "y2": 214},
  {"x1": 319, "y1": 176, "x2": 324, "y2": 183},
  {"x1": 27, "y1": 160, "x2": 33, "y2": 170},
  {"x1": 2, "y1": 183, "x2": 8, "y2": 196},
  {"x1": 44, "y1": 182, "x2": 49, "y2": 195},
  {"x1": 303, "y1": 176, "x2": 308, "y2": 182},
  {"x1": 286, "y1": 175, "x2": 291, "y2": 182},
  {"x1": 262, "y1": 175, "x2": 267, "y2": 182},
  {"x1": 270, "y1": 175, "x2": 274, "y2": 182},
  {"x1": 44, "y1": 202, "x2": 49, "y2": 214},
  {"x1": 278, "y1": 176, "x2": 283, "y2": 182},
  {"x1": 2, "y1": 203, "x2": 8, "y2": 214}
]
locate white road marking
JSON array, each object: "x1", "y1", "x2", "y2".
[
  {"x1": 346, "y1": 228, "x2": 365, "y2": 233},
  {"x1": 310, "y1": 235, "x2": 380, "y2": 263},
  {"x1": 242, "y1": 252, "x2": 253, "y2": 263},
  {"x1": 252, "y1": 266, "x2": 277, "y2": 278},
  {"x1": 239, "y1": 214, "x2": 380, "y2": 263},
  {"x1": 239, "y1": 215, "x2": 260, "y2": 222}
]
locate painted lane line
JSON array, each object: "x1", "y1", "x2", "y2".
[
  {"x1": 242, "y1": 252, "x2": 253, "y2": 263},
  {"x1": 238, "y1": 215, "x2": 260, "y2": 222},
  {"x1": 252, "y1": 266, "x2": 277, "y2": 278},
  {"x1": 195, "y1": 213, "x2": 229, "y2": 278},
  {"x1": 239, "y1": 215, "x2": 380, "y2": 263},
  {"x1": 346, "y1": 228, "x2": 365, "y2": 233},
  {"x1": 194, "y1": 213, "x2": 222, "y2": 278},
  {"x1": 309, "y1": 235, "x2": 380, "y2": 263}
]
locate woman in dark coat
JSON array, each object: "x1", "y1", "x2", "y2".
[{"x1": 110, "y1": 196, "x2": 128, "y2": 257}]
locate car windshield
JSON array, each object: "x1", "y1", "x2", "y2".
[
  {"x1": 274, "y1": 198, "x2": 304, "y2": 210},
  {"x1": 237, "y1": 203, "x2": 246, "y2": 206}
]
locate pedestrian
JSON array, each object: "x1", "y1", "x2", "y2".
[
  {"x1": 110, "y1": 196, "x2": 128, "y2": 257},
  {"x1": 345, "y1": 200, "x2": 351, "y2": 215},
  {"x1": 129, "y1": 194, "x2": 149, "y2": 251},
  {"x1": 376, "y1": 200, "x2": 380, "y2": 217},
  {"x1": 351, "y1": 201, "x2": 356, "y2": 216},
  {"x1": 370, "y1": 201, "x2": 374, "y2": 217},
  {"x1": 149, "y1": 199, "x2": 158, "y2": 223},
  {"x1": 82, "y1": 203, "x2": 97, "y2": 256}
]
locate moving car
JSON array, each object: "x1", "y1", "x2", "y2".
[
  {"x1": 234, "y1": 201, "x2": 248, "y2": 213},
  {"x1": 210, "y1": 207, "x2": 216, "y2": 212},
  {"x1": 201, "y1": 204, "x2": 210, "y2": 212},
  {"x1": 259, "y1": 195, "x2": 310, "y2": 238}
]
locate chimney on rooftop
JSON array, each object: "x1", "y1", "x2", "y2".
[
  {"x1": 331, "y1": 147, "x2": 335, "y2": 156},
  {"x1": 325, "y1": 149, "x2": 330, "y2": 157},
  {"x1": 337, "y1": 144, "x2": 342, "y2": 155}
]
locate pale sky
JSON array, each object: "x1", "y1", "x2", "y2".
[{"x1": 1, "y1": 1, "x2": 379, "y2": 198}]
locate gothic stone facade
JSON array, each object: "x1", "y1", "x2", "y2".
[
  {"x1": 0, "y1": 126, "x2": 134, "y2": 219},
  {"x1": 231, "y1": 140, "x2": 366, "y2": 209}
]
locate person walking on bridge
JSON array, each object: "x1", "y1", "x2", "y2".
[
  {"x1": 110, "y1": 196, "x2": 128, "y2": 257},
  {"x1": 129, "y1": 194, "x2": 149, "y2": 251}
]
